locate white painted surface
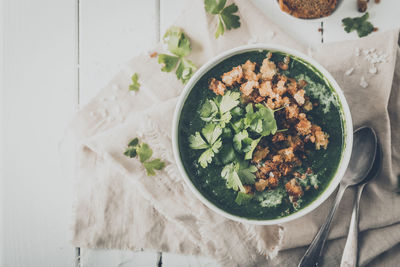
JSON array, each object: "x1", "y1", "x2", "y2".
[
  {"x1": 2, "y1": 0, "x2": 400, "y2": 266},
  {"x1": 2, "y1": 0, "x2": 78, "y2": 266}
]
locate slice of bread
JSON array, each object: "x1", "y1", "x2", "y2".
[{"x1": 278, "y1": 0, "x2": 338, "y2": 19}]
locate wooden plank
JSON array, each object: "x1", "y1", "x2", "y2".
[
  {"x1": 2, "y1": 0, "x2": 78, "y2": 266},
  {"x1": 80, "y1": 249, "x2": 159, "y2": 267},
  {"x1": 79, "y1": 0, "x2": 160, "y2": 105},
  {"x1": 78, "y1": 0, "x2": 160, "y2": 264},
  {"x1": 159, "y1": 0, "x2": 186, "y2": 38},
  {"x1": 162, "y1": 253, "x2": 220, "y2": 267}
]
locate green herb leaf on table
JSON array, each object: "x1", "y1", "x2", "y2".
[
  {"x1": 124, "y1": 138, "x2": 165, "y2": 176},
  {"x1": 235, "y1": 191, "x2": 253, "y2": 205},
  {"x1": 204, "y1": 0, "x2": 226, "y2": 14},
  {"x1": 136, "y1": 143, "x2": 153, "y2": 163},
  {"x1": 342, "y1": 12, "x2": 375, "y2": 38},
  {"x1": 143, "y1": 159, "x2": 166, "y2": 176},
  {"x1": 129, "y1": 73, "x2": 140, "y2": 91},
  {"x1": 176, "y1": 58, "x2": 197, "y2": 84},
  {"x1": 124, "y1": 146, "x2": 137, "y2": 158},
  {"x1": 204, "y1": 0, "x2": 241, "y2": 38},
  {"x1": 158, "y1": 54, "x2": 179, "y2": 72},
  {"x1": 158, "y1": 27, "x2": 197, "y2": 84}
]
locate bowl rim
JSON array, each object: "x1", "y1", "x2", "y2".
[{"x1": 172, "y1": 44, "x2": 353, "y2": 225}]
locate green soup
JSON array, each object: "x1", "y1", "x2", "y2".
[{"x1": 178, "y1": 50, "x2": 345, "y2": 220}]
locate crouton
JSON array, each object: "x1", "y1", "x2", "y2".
[
  {"x1": 260, "y1": 58, "x2": 277, "y2": 80},
  {"x1": 208, "y1": 78, "x2": 226, "y2": 95},
  {"x1": 285, "y1": 179, "x2": 303, "y2": 199},
  {"x1": 221, "y1": 66, "x2": 243, "y2": 86}
]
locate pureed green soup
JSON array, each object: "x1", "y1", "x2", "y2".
[{"x1": 178, "y1": 50, "x2": 345, "y2": 220}]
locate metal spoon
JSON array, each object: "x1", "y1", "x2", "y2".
[
  {"x1": 340, "y1": 142, "x2": 381, "y2": 267},
  {"x1": 298, "y1": 126, "x2": 378, "y2": 267}
]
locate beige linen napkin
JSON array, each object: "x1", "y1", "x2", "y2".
[{"x1": 63, "y1": 0, "x2": 400, "y2": 266}]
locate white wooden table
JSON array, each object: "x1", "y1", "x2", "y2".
[{"x1": 2, "y1": 0, "x2": 399, "y2": 266}]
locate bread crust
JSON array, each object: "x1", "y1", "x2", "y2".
[{"x1": 278, "y1": 0, "x2": 338, "y2": 19}]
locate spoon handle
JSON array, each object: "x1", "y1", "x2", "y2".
[
  {"x1": 298, "y1": 183, "x2": 347, "y2": 267},
  {"x1": 340, "y1": 184, "x2": 366, "y2": 267}
]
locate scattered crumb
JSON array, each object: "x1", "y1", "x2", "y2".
[
  {"x1": 318, "y1": 28, "x2": 323, "y2": 32},
  {"x1": 360, "y1": 76, "x2": 368, "y2": 88},
  {"x1": 345, "y1": 67, "x2": 354, "y2": 76},
  {"x1": 373, "y1": 27, "x2": 379, "y2": 32},
  {"x1": 369, "y1": 64, "x2": 377, "y2": 74},
  {"x1": 357, "y1": 0, "x2": 368, "y2": 12},
  {"x1": 375, "y1": 0, "x2": 380, "y2": 3},
  {"x1": 364, "y1": 49, "x2": 388, "y2": 64},
  {"x1": 149, "y1": 52, "x2": 158, "y2": 58}
]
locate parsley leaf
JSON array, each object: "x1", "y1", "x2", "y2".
[
  {"x1": 342, "y1": 12, "x2": 375, "y2": 38},
  {"x1": 204, "y1": 0, "x2": 241, "y2": 38},
  {"x1": 189, "y1": 123, "x2": 223, "y2": 168},
  {"x1": 220, "y1": 4, "x2": 240, "y2": 31},
  {"x1": 143, "y1": 159, "x2": 166, "y2": 176},
  {"x1": 244, "y1": 137, "x2": 261, "y2": 160},
  {"x1": 129, "y1": 73, "x2": 140, "y2": 91},
  {"x1": 176, "y1": 58, "x2": 197, "y2": 84},
  {"x1": 233, "y1": 130, "x2": 249, "y2": 151},
  {"x1": 204, "y1": 0, "x2": 226, "y2": 14},
  {"x1": 124, "y1": 138, "x2": 165, "y2": 176},
  {"x1": 189, "y1": 132, "x2": 209, "y2": 150},
  {"x1": 219, "y1": 91, "x2": 240, "y2": 113},
  {"x1": 158, "y1": 54, "x2": 179, "y2": 72},
  {"x1": 244, "y1": 103, "x2": 277, "y2": 137},
  {"x1": 202, "y1": 123, "x2": 223, "y2": 145},
  {"x1": 124, "y1": 146, "x2": 137, "y2": 158},
  {"x1": 236, "y1": 160, "x2": 257, "y2": 185},
  {"x1": 158, "y1": 27, "x2": 197, "y2": 84},
  {"x1": 136, "y1": 143, "x2": 153, "y2": 163},
  {"x1": 221, "y1": 163, "x2": 245, "y2": 192},
  {"x1": 235, "y1": 191, "x2": 253, "y2": 205},
  {"x1": 199, "y1": 91, "x2": 239, "y2": 127}
]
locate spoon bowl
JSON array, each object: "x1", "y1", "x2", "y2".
[{"x1": 342, "y1": 126, "x2": 378, "y2": 186}]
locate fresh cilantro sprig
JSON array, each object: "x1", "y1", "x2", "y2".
[
  {"x1": 189, "y1": 123, "x2": 223, "y2": 168},
  {"x1": 199, "y1": 91, "x2": 240, "y2": 127},
  {"x1": 342, "y1": 12, "x2": 375, "y2": 38},
  {"x1": 129, "y1": 73, "x2": 140, "y2": 91},
  {"x1": 124, "y1": 138, "x2": 166, "y2": 176},
  {"x1": 158, "y1": 27, "x2": 197, "y2": 84},
  {"x1": 221, "y1": 160, "x2": 257, "y2": 204},
  {"x1": 204, "y1": 0, "x2": 241, "y2": 38}
]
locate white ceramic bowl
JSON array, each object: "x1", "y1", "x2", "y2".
[{"x1": 172, "y1": 44, "x2": 353, "y2": 225}]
